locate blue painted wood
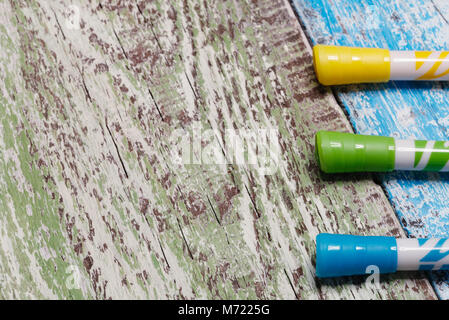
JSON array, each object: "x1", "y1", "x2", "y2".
[{"x1": 292, "y1": 0, "x2": 449, "y2": 299}]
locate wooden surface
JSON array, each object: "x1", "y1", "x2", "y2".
[
  {"x1": 0, "y1": 0, "x2": 436, "y2": 299},
  {"x1": 293, "y1": 0, "x2": 449, "y2": 299}
]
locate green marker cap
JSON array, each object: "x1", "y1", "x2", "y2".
[{"x1": 315, "y1": 131, "x2": 395, "y2": 173}]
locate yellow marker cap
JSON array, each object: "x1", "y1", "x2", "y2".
[{"x1": 313, "y1": 45, "x2": 391, "y2": 85}]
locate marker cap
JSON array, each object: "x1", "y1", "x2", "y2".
[
  {"x1": 316, "y1": 233, "x2": 398, "y2": 278},
  {"x1": 313, "y1": 45, "x2": 391, "y2": 85},
  {"x1": 315, "y1": 131, "x2": 395, "y2": 173}
]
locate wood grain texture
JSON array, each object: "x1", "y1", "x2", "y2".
[
  {"x1": 0, "y1": 0, "x2": 435, "y2": 299},
  {"x1": 293, "y1": 0, "x2": 449, "y2": 299}
]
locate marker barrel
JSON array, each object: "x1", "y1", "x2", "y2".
[
  {"x1": 313, "y1": 45, "x2": 449, "y2": 85},
  {"x1": 315, "y1": 131, "x2": 449, "y2": 173},
  {"x1": 316, "y1": 233, "x2": 449, "y2": 278}
]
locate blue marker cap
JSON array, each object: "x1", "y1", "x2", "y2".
[{"x1": 316, "y1": 233, "x2": 398, "y2": 278}]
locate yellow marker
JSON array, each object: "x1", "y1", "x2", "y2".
[{"x1": 313, "y1": 45, "x2": 449, "y2": 85}]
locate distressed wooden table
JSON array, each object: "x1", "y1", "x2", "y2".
[
  {"x1": 0, "y1": 0, "x2": 437, "y2": 299},
  {"x1": 293, "y1": 0, "x2": 449, "y2": 299}
]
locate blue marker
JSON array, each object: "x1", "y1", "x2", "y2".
[{"x1": 316, "y1": 233, "x2": 449, "y2": 277}]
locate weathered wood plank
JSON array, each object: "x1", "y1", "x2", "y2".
[
  {"x1": 292, "y1": 0, "x2": 449, "y2": 299},
  {"x1": 0, "y1": 0, "x2": 435, "y2": 299}
]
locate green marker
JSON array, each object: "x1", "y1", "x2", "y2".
[{"x1": 315, "y1": 131, "x2": 449, "y2": 173}]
